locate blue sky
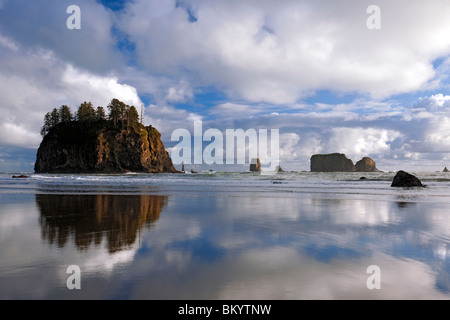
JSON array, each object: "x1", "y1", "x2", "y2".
[{"x1": 1, "y1": 0, "x2": 450, "y2": 172}]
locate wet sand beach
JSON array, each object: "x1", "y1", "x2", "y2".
[{"x1": 1, "y1": 172, "x2": 450, "y2": 299}]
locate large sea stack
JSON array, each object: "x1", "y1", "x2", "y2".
[
  {"x1": 34, "y1": 121, "x2": 177, "y2": 174},
  {"x1": 310, "y1": 153, "x2": 355, "y2": 172}
]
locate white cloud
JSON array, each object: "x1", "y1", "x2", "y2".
[
  {"x1": 0, "y1": 123, "x2": 41, "y2": 148},
  {"x1": 0, "y1": 0, "x2": 123, "y2": 73},
  {"x1": 0, "y1": 45, "x2": 142, "y2": 150},
  {"x1": 0, "y1": 31, "x2": 18, "y2": 51},
  {"x1": 325, "y1": 127, "x2": 402, "y2": 161},
  {"x1": 118, "y1": 0, "x2": 450, "y2": 103},
  {"x1": 62, "y1": 65, "x2": 142, "y2": 108}
]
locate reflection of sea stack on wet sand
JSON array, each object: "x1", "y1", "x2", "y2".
[
  {"x1": 250, "y1": 158, "x2": 261, "y2": 172},
  {"x1": 36, "y1": 194, "x2": 167, "y2": 253}
]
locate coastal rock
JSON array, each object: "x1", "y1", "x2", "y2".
[
  {"x1": 34, "y1": 122, "x2": 177, "y2": 173},
  {"x1": 276, "y1": 165, "x2": 285, "y2": 173},
  {"x1": 355, "y1": 157, "x2": 380, "y2": 172},
  {"x1": 444, "y1": 167, "x2": 449, "y2": 172},
  {"x1": 250, "y1": 158, "x2": 261, "y2": 172},
  {"x1": 310, "y1": 153, "x2": 354, "y2": 172},
  {"x1": 12, "y1": 175, "x2": 29, "y2": 179},
  {"x1": 391, "y1": 170, "x2": 424, "y2": 187}
]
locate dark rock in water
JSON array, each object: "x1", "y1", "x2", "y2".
[
  {"x1": 310, "y1": 153, "x2": 354, "y2": 172},
  {"x1": 250, "y1": 158, "x2": 261, "y2": 172},
  {"x1": 34, "y1": 122, "x2": 177, "y2": 174},
  {"x1": 444, "y1": 167, "x2": 449, "y2": 172},
  {"x1": 355, "y1": 157, "x2": 380, "y2": 172},
  {"x1": 391, "y1": 171, "x2": 424, "y2": 187},
  {"x1": 276, "y1": 165, "x2": 285, "y2": 173},
  {"x1": 12, "y1": 175, "x2": 28, "y2": 179},
  {"x1": 190, "y1": 169, "x2": 198, "y2": 174},
  {"x1": 359, "y1": 177, "x2": 367, "y2": 180}
]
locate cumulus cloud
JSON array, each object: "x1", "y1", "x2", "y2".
[
  {"x1": 118, "y1": 0, "x2": 450, "y2": 103},
  {"x1": 0, "y1": 0, "x2": 123, "y2": 73},
  {"x1": 0, "y1": 43, "x2": 142, "y2": 149},
  {"x1": 325, "y1": 127, "x2": 402, "y2": 161}
]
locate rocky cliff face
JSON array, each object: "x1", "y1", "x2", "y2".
[
  {"x1": 355, "y1": 157, "x2": 380, "y2": 172},
  {"x1": 34, "y1": 122, "x2": 177, "y2": 173},
  {"x1": 310, "y1": 153, "x2": 380, "y2": 172}
]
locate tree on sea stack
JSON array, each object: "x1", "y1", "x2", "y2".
[
  {"x1": 59, "y1": 105, "x2": 73, "y2": 123},
  {"x1": 96, "y1": 106, "x2": 106, "y2": 121},
  {"x1": 77, "y1": 102, "x2": 96, "y2": 122},
  {"x1": 127, "y1": 105, "x2": 140, "y2": 130},
  {"x1": 50, "y1": 108, "x2": 60, "y2": 127},
  {"x1": 40, "y1": 112, "x2": 52, "y2": 137}
]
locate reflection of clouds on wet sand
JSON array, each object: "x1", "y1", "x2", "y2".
[
  {"x1": 2, "y1": 192, "x2": 450, "y2": 299},
  {"x1": 127, "y1": 247, "x2": 449, "y2": 299},
  {"x1": 121, "y1": 195, "x2": 450, "y2": 299},
  {"x1": 213, "y1": 249, "x2": 447, "y2": 300}
]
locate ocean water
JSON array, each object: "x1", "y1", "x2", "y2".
[{"x1": 1, "y1": 171, "x2": 450, "y2": 299}]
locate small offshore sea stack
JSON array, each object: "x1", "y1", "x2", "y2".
[
  {"x1": 391, "y1": 171, "x2": 424, "y2": 187},
  {"x1": 250, "y1": 158, "x2": 262, "y2": 172}
]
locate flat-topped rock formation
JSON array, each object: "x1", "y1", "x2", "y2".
[
  {"x1": 310, "y1": 153, "x2": 354, "y2": 172},
  {"x1": 310, "y1": 153, "x2": 380, "y2": 172}
]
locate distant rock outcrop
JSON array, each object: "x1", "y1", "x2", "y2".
[
  {"x1": 310, "y1": 153, "x2": 381, "y2": 172},
  {"x1": 250, "y1": 158, "x2": 262, "y2": 172},
  {"x1": 276, "y1": 165, "x2": 285, "y2": 173},
  {"x1": 34, "y1": 122, "x2": 177, "y2": 174},
  {"x1": 310, "y1": 153, "x2": 355, "y2": 172},
  {"x1": 444, "y1": 167, "x2": 449, "y2": 172},
  {"x1": 355, "y1": 157, "x2": 380, "y2": 172},
  {"x1": 391, "y1": 171, "x2": 424, "y2": 187}
]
